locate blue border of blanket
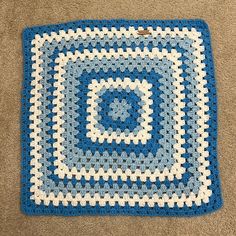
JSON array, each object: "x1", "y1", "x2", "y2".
[{"x1": 21, "y1": 19, "x2": 223, "y2": 216}]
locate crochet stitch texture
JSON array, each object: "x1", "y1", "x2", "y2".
[{"x1": 21, "y1": 19, "x2": 222, "y2": 216}]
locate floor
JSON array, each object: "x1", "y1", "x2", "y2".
[{"x1": 1, "y1": 0, "x2": 236, "y2": 235}]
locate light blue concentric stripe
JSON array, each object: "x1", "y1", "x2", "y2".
[
  {"x1": 37, "y1": 34, "x2": 201, "y2": 198},
  {"x1": 61, "y1": 56, "x2": 176, "y2": 173}
]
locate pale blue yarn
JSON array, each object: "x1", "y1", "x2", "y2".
[{"x1": 37, "y1": 33, "x2": 203, "y2": 199}]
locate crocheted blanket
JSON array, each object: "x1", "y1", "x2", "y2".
[{"x1": 21, "y1": 19, "x2": 222, "y2": 216}]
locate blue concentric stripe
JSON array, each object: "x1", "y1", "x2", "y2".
[{"x1": 21, "y1": 19, "x2": 222, "y2": 216}]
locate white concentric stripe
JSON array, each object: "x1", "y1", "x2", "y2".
[
  {"x1": 32, "y1": 26, "x2": 202, "y2": 45},
  {"x1": 86, "y1": 78, "x2": 153, "y2": 145},
  {"x1": 52, "y1": 48, "x2": 186, "y2": 182},
  {"x1": 29, "y1": 28, "x2": 211, "y2": 207},
  {"x1": 32, "y1": 188, "x2": 212, "y2": 208}
]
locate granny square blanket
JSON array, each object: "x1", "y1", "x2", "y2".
[{"x1": 21, "y1": 19, "x2": 222, "y2": 216}]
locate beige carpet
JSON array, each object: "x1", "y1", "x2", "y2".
[{"x1": 1, "y1": 0, "x2": 236, "y2": 235}]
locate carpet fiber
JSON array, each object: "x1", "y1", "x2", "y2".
[{"x1": 1, "y1": 0, "x2": 236, "y2": 235}]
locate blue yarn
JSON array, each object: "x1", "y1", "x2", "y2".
[{"x1": 21, "y1": 19, "x2": 223, "y2": 216}]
